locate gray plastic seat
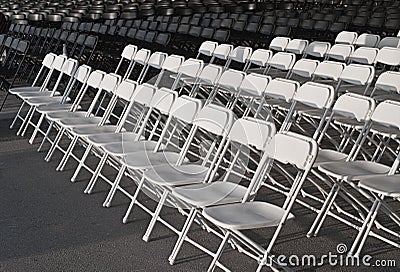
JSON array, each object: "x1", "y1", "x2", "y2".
[{"x1": 359, "y1": 175, "x2": 400, "y2": 197}]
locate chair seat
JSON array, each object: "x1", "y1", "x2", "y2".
[
  {"x1": 46, "y1": 111, "x2": 88, "y2": 121},
  {"x1": 172, "y1": 181, "x2": 248, "y2": 207},
  {"x1": 18, "y1": 90, "x2": 57, "y2": 99},
  {"x1": 84, "y1": 131, "x2": 141, "y2": 145},
  {"x1": 72, "y1": 125, "x2": 121, "y2": 138},
  {"x1": 102, "y1": 140, "x2": 159, "y2": 156},
  {"x1": 120, "y1": 151, "x2": 184, "y2": 170},
  {"x1": 333, "y1": 117, "x2": 365, "y2": 129},
  {"x1": 9, "y1": 86, "x2": 42, "y2": 95},
  {"x1": 202, "y1": 202, "x2": 294, "y2": 230},
  {"x1": 144, "y1": 164, "x2": 208, "y2": 186},
  {"x1": 359, "y1": 175, "x2": 400, "y2": 197},
  {"x1": 300, "y1": 108, "x2": 331, "y2": 119},
  {"x1": 25, "y1": 96, "x2": 65, "y2": 106},
  {"x1": 318, "y1": 161, "x2": 391, "y2": 181},
  {"x1": 58, "y1": 117, "x2": 102, "y2": 128},
  {"x1": 36, "y1": 103, "x2": 73, "y2": 113},
  {"x1": 313, "y1": 149, "x2": 347, "y2": 167},
  {"x1": 369, "y1": 123, "x2": 400, "y2": 138},
  {"x1": 373, "y1": 93, "x2": 400, "y2": 103}
]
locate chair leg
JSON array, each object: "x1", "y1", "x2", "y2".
[
  {"x1": 142, "y1": 190, "x2": 168, "y2": 242},
  {"x1": 56, "y1": 135, "x2": 78, "y2": 171},
  {"x1": 38, "y1": 121, "x2": 53, "y2": 152},
  {"x1": 348, "y1": 198, "x2": 382, "y2": 257},
  {"x1": 123, "y1": 175, "x2": 145, "y2": 224},
  {"x1": 84, "y1": 152, "x2": 108, "y2": 193},
  {"x1": 10, "y1": 102, "x2": 25, "y2": 129},
  {"x1": 16, "y1": 105, "x2": 34, "y2": 136},
  {"x1": 45, "y1": 127, "x2": 65, "y2": 162},
  {"x1": 103, "y1": 164, "x2": 127, "y2": 207},
  {"x1": 207, "y1": 232, "x2": 230, "y2": 272},
  {"x1": 169, "y1": 208, "x2": 197, "y2": 265},
  {"x1": 71, "y1": 143, "x2": 93, "y2": 182},
  {"x1": 307, "y1": 182, "x2": 341, "y2": 237},
  {"x1": 28, "y1": 113, "x2": 45, "y2": 144}
]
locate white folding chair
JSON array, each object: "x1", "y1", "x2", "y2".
[
  {"x1": 288, "y1": 58, "x2": 320, "y2": 81},
  {"x1": 304, "y1": 41, "x2": 331, "y2": 59},
  {"x1": 202, "y1": 132, "x2": 318, "y2": 272},
  {"x1": 312, "y1": 60, "x2": 346, "y2": 85},
  {"x1": 335, "y1": 31, "x2": 358, "y2": 45},
  {"x1": 246, "y1": 48, "x2": 273, "y2": 73},
  {"x1": 211, "y1": 43, "x2": 233, "y2": 68},
  {"x1": 187, "y1": 64, "x2": 223, "y2": 98},
  {"x1": 167, "y1": 117, "x2": 276, "y2": 265},
  {"x1": 308, "y1": 100, "x2": 400, "y2": 242},
  {"x1": 354, "y1": 33, "x2": 381, "y2": 48},
  {"x1": 336, "y1": 63, "x2": 375, "y2": 95},
  {"x1": 114, "y1": 44, "x2": 138, "y2": 80},
  {"x1": 285, "y1": 38, "x2": 308, "y2": 55},
  {"x1": 265, "y1": 52, "x2": 296, "y2": 78},
  {"x1": 152, "y1": 54, "x2": 185, "y2": 88},
  {"x1": 370, "y1": 71, "x2": 400, "y2": 101},
  {"x1": 269, "y1": 36, "x2": 290, "y2": 52},
  {"x1": 196, "y1": 40, "x2": 218, "y2": 60},
  {"x1": 377, "y1": 37, "x2": 400, "y2": 49},
  {"x1": 44, "y1": 72, "x2": 120, "y2": 162},
  {"x1": 28, "y1": 64, "x2": 92, "y2": 146},
  {"x1": 348, "y1": 47, "x2": 379, "y2": 65},
  {"x1": 15, "y1": 57, "x2": 78, "y2": 137},
  {"x1": 375, "y1": 47, "x2": 400, "y2": 70},
  {"x1": 326, "y1": 44, "x2": 354, "y2": 62},
  {"x1": 227, "y1": 45, "x2": 253, "y2": 71}
]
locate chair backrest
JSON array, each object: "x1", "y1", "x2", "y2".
[
  {"x1": 335, "y1": 31, "x2": 358, "y2": 45},
  {"x1": 349, "y1": 47, "x2": 379, "y2": 65},
  {"x1": 313, "y1": 61, "x2": 346, "y2": 81},
  {"x1": 114, "y1": 79, "x2": 137, "y2": 101},
  {"x1": 87, "y1": 70, "x2": 106, "y2": 89},
  {"x1": 264, "y1": 78, "x2": 299, "y2": 102},
  {"x1": 332, "y1": 93, "x2": 375, "y2": 122},
  {"x1": 130, "y1": 83, "x2": 156, "y2": 106},
  {"x1": 371, "y1": 100, "x2": 400, "y2": 130},
  {"x1": 100, "y1": 73, "x2": 121, "y2": 93},
  {"x1": 239, "y1": 73, "x2": 271, "y2": 97},
  {"x1": 52, "y1": 55, "x2": 67, "y2": 72},
  {"x1": 198, "y1": 41, "x2": 218, "y2": 57},
  {"x1": 74, "y1": 65, "x2": 92, "y2": 83},
  {"x1": 149, "y1": 87, "x2": 177, "y2": 114},
  {"x1": 355, "y1": 33, "x2": 381, "y2": 48},
  {"x1": 217, "y1": 69, "x2": 246, "y2": 92},
  {"x1": 339, "y1": 64, "x2": 375, "y2": 86},
  {"x1": 61, "y1": 58, "x2": 79, "y2": 76},
  {"x1": 229, "y1": 46, "x2": 252, "y2": 64},
  {"x1": 213, "y1": 44, "x2": 233, "y2": 60},
  {"x1": 42, "y1": 52, "x2": 56, "y2": 68},
  {"x1": 305, "y1": 41, "x2": 331, "y2": 58},
  {"x1": 374, "y1": 71, "x2": 400, "y2": 94},
  {"x1": 178, "y1": 58, "x2": 204, "y2": 78},
  {"x1": 378, "y1": 37, "x2": 400, "y2": 49},
  {"x1": 285, "y1": 39, "x2": 309, "y2": 55},
  {"x1": 269, "y1": 36, "x2": 291, "y2": 51},
  {"x1": 290, "y1": 59, "x2": 319, "y2": 79},
  {"x1": 249, "y1": 49, "x2": 273, "y2": 68},
  {"x1": 147, "y1": 51, "x2": 167, "y2": 69},
  {"x1": 198, "y1": 64, "x2": 223, "y2": 85},
  {"x1": 193, "y1": 103, "x2": 235, "y2": 137},
  {"x1": 133, "y1": 48, "x2": 151, "y2": 65},
  {"x1": 169, "y1": 95, "x2": 203, "y2": 124},
  {"x1": 268, "y1": 52, "x2": 296, "y2": 71},
  {"x1": 162, "y1": 54, "x2": 185, "y2": 73},
  {"x1": 327, "y1": 44, "x2": 354, "y2": 62},
  {"x1": 266, "y1": 131, "x2": 318, "y2": 170},
  {"x1": 228, "y1": 117, "x2": 276, "y2": 150},
  {"x1": 375, "y1": 47, "x2": 400, "y2": 67},
  {"x1": 294, "y1": 82, "x2": 335, "y2": 109}
]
